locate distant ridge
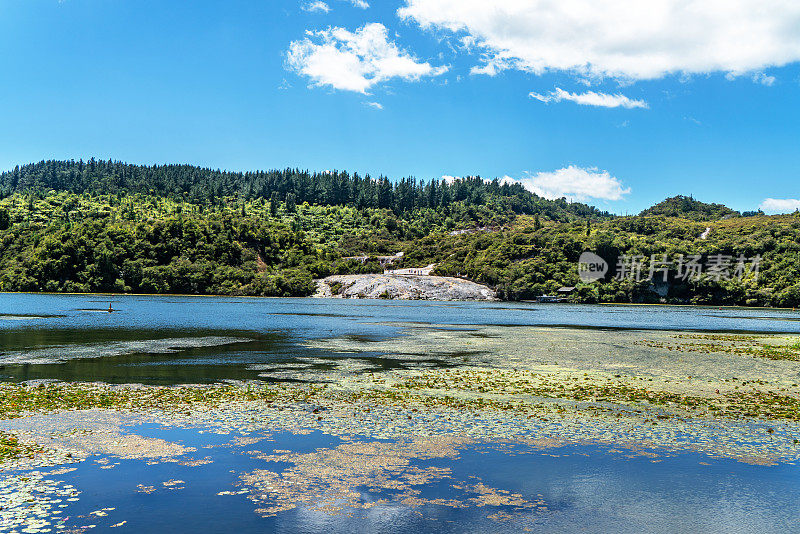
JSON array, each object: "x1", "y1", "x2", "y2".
[{"x1": 640, "y1": 195, "x2": 739, "y2": 221}]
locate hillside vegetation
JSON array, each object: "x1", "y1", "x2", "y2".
[
  {"x1": 1, "y1": 159, "x2": 798, "y2": 306},
  {"x1": 639, "y1": 195, "x2": 742, "y2": 220}
]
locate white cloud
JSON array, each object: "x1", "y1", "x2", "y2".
[
  {"x1": 442, "y1": 167, "x2": 629, "y2": 202},
  {"x1": 301, "y1": 1, "x2": 330, "y2": 13},
  {"x1": 752, "y1": 72, "x2": 776, "y2": 86},
  {"x1": 398, "y1": 0, "x2": 800, "y2": 81},
  {"x1": 504, "y1": 166, "x2": 630, "y2": 202},
  {"x1": 366, "y1": 101, "x2": 383, "y2": 109},
  {"x1": 529, "y1": 87, "x2": 648, "y2": 109},
  {"x1": 759, "y1": 198, "x2": 800, "y2": 213},
  {"x1": 287, "y1": 23, "x2": 448, "y2": 93},
  {"x1": 346, "y1": 0, "x2": 369, "y2": 8}
]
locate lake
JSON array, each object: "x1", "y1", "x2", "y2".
[
  {"x1": 2, "y1": 293, "x2": 800, "y2": 384},
  {"x1": 2, "y1": 293, "x2": 800, "y2": 533}
]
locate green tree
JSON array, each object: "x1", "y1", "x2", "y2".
[{"x1": 269, "y1": 192, "x2": 279, "y2": 216}]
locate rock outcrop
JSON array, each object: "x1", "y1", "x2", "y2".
[{"x1": 313, "y1": 274, "x2": 496, "y2": 301}]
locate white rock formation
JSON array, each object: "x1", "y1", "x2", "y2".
[{"x1": 313, "y1": 274, "x2": 496, "y2": 301}]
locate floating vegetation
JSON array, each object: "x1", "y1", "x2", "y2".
[
  {"x1": 0, "y1": 382, "x2": 281, "y2": 421},
  {"x1": 635, "y1": 333, "x2": 800, "y2": 361},
  {"x1": 0, "y1": 470, "x2": 80, "y2": 533},
  {"x1": 392, "y1": 368, "x2": 800, "y2": 421},
  {"x1": 243, "y1": 436, "x2": 546, "y2": 521},
  {"x1": 0, "y1": 431, "x2": 40, "y2": 462}
]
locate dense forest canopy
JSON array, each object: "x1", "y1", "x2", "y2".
[
  {"x1": 0, "y1": 159, "x2": 609, "y2": 222},
  {"x1": 1, "y1": 159, "x2": 799, "y2": 307}
]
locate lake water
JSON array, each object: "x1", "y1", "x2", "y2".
[
  {"x1": 2, "y1": 293, "x2": 800, "y2": 533},
  {"x1": 11, "y1": 426, "x2": 800, "y2": 534},
  {"x1": 2, "y1": 293, "x2": 800, "y2": 384}
]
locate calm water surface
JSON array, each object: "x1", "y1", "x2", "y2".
[
  {"x1": 26, "y1": 426, "x2": 800, "y2": 534},
  {"x1": 2, "y1": 293, "x2": 800, "y2": 384},
  {"x1": 2, "y1": 293, "x2": 800, "y2": 533}
]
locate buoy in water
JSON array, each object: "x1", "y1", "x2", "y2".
[{"x1": 108, "y1": 303, "x2": 114, "y2": 313}]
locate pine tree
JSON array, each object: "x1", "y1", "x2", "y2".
[
  {"x1": 0, "y1": 208, "x2": 9, "y2": 230},
  {"x1": 269, "y1": 192, "x2": 279, "y2": 216}
]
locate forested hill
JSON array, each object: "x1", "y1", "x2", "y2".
[
  {"x1": 639, "y1": 195, "x2": 741, "y2": 220},
  {"x1": 0, "y1": 159, "x2": 609, "y2": 221},
  {"x1": 1, "y1": 159, "x2": 799, "y2": 307}
]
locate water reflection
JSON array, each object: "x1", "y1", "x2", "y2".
[{"x1": 17, "y1": 427, "x2": 800, "y2": 534}]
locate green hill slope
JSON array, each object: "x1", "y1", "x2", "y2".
[
  {"x1": 640, "y1": 195, "x2": 739, "y2": 220},
  {"x1": 1, "y1": 160, "x2": 798, "y2": 307}
]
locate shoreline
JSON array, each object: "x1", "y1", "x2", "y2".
[{"x1": 2, "y1": 290, "x2": 799, "y2": 312}]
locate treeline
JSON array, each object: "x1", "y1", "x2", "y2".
[{"x1": 0, "y1": 159, "x2": 609, "y2": 222}]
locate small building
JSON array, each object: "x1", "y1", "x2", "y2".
[{"x1": 557, "y1": 286, "x2": 575, "y2": 294}]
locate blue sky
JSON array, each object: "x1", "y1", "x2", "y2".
[{"x1": 1, "y1": 0, "x2": 799, "y2": 214}]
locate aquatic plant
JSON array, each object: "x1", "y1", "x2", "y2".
[
  {"x1": 0, "y1": 431, "x2": 40, "y2": 462},
  {"x1": 0, "y1": 382, "x2": 281, "y2": 421}
]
